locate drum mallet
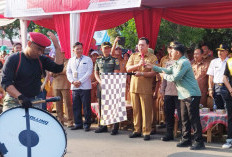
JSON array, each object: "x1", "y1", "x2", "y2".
[{"x1": 32, "y1": 96, "x2": 61, "y2": 105}]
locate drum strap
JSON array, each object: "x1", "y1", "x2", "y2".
[{"x1": 15, "y1": 52, "x2": 43, "y2": 77}]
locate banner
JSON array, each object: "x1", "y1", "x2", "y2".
[
  {"x1": 100, "y1": 73, "x2": 127, "y2": 125},
  {"x1": 5, "y1": 0, "x2": 141, "y2": 18}
]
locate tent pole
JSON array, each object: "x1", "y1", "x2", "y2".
[
  {"x1": 70, "y1": 13, "x2": 80, "y2": 57},
  {"x1": 20, "y1": 19, "x2": 27, "y2": 50}
]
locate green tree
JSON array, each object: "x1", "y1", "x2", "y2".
[
  {"x1": 107, "y1": 18, "x2": 138, "y2": 50},
  {"x1": 202, "y1": 29, "x2": 232, "y2": 54},
  {"x1": 0, "y1": 19, "x2": 20, "y2": 45},
  {"x1": 27, "y1": 21, "x2": 56, "y2": 36},
  {"x1": 0, "y1": 20, "x2": 56, "y2": 46},
  {"x1": 120, "y1": 18, "x2": 138, "y2": 50},
  {"x1": 157, "y1": 19, "x2": 206, "y2": 50}
]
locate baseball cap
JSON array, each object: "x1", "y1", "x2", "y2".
[
  {"x1": 90, "y1": 50, "x2": 99, "y2": 56},
  {"x1": 115, "y1": 46, "x2": 122, "y2": 50},
  {"x1": 29, "y1": 32, "x2": 51, "y2": 48}
]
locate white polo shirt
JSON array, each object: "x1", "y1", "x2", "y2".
[
  {"x1": 66, "y1": 55, "x2": 93, "y2": 90},
  {"x1": 207, "y1": 57, "x2": 228, "y2": 83}
]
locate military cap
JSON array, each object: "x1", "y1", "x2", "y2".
[
  {"x1": 101, "y1": 42, "x2": 112, "y2": 48},
  {"x1": 216, "y1": 44, "x2": 229, "y2": 51}
]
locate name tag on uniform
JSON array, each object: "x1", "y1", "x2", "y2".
[{"x1": 73, "y1": 71, "x2": 78, "y2": 78}]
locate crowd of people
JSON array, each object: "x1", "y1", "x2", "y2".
[{"x1": 1, "y1": 32, "x2": 232, "y2": 152}]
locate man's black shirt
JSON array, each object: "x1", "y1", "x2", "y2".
[{"x1": 1, "y1": 52, "x2": 64, "y2": 97}]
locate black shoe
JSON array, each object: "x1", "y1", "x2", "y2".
[
  {"x1": 67, "y1": 125, "x2": 74, "y2": 128},
  {"x1": 70, "y1": 125, "x2": 83, "y2": 130},
  {"x1": 111, "y1": 130, "x2": 118, "y2": 135},
  {"x1": 161, "y1": 135, "x2": 174, "y2": 141},
  {"x1": 84, "y1": 127, "x2": 90, "y2": 132},
  {"x1": 129, "y1": 132, "x2": 141, "y2": 138},
  {"x1": 150, "y1": 129, "x2": 156, "y2": 135},
  {"x1": 144, "y1": 135, "x2": 150, "y2": 141},
  {"x1": 158, "y1": 124, "x2": 166, "y2": 129},
  {"x1": 190, "y1": 142, "x2": 205, "y2": 150},
  {"x1": 95, "y1": 126, "x2": 108, "y2": 133},
  {"x1": 176, "y1": 140, "x2": 192, "y2": 147}
]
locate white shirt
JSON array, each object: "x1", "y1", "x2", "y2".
[
  {"x1": 66, "y1": 55, "x2": 93, "y2": 90},
  {"x1": 207, "y1": 57, "x2": 228, "y2": 83}
]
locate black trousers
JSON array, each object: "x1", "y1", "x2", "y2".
[
  {"x1": 164, "y1": 96, "x2": 181, "y2": 135},
  {"x1": 214, "y1": 84, "x2": 226, "y2": 109},
  {"x1": 72, "y1": 89, "x2": 91, "y2": 128},
  {"x1": 97, "y1": 84, "x2": 119, "y2": 130},
  {"x1": 181, "y1": 96, "x2": 203, "y2": 142},
  {"x1": 220, "y1": 87, "x2": 232, "y2": 139}
]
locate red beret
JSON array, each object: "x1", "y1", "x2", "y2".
[{"x1": 29, "y1": 32, "x2": 51, "y2": 47}]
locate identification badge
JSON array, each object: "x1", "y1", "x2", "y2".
[{"x1": 73, "y1": 71, "x2": 78, "y2": 78}]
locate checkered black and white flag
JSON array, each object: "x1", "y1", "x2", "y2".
[{"x1": 100, "y1": 73, "x2": 127, "y2": 125}]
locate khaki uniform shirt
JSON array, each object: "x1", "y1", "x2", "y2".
[
  {"x1": 203, "y1": 54, "x2": 214, "y2": 63},
  {"x1": 119, "y1": 58, "x2": 127, "y2": 73},
  {"x1": 191, "y1": 60, "x2": 210, "y2": 94},
  {"x1": 160, "y1": 60, "x2": 178, "y2": 96},
  {"x1": 52, "y1": 60, "x2": 70, "y2": 89},
  {"x1": 160, "y1": 55, "x2": 170, "y2": 68},
  {"x1": 126, "y1": 52, "x2": 158, "y2": 94},
  {"x1": 159, "y1": 55, "x2": 170, "y2": 81}
]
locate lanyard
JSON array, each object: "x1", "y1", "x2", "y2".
[{"x1": 75, "y1": 55, "x2": 83, "y2": 71}]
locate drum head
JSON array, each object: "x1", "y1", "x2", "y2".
[{"x1": 0, "y1": 107, "x2": 67, "y2": 157}]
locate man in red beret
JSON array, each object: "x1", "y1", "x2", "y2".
[{"x1": 1, "y1": 32, "x2": 64, "y2": 111}]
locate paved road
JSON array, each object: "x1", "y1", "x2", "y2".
[{"x1": 64, "y1": 126, "x2": 232, "y2": 157}]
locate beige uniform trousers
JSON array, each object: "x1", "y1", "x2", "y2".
[
  {"x1": 130, "y1": 92, "x2": 153, "y2": 135},
  {"x1": 53, "y1": 89, "x2": 73, "y2": 126}
]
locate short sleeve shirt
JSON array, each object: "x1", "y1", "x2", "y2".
[
  {"x1": 160, "y1": 55, "x2": 170, "y2": 68},
  {"x1": 126, "y1": 52, "x2": 158, "y2": 94},
  {"x1": 207, "y1": 57, "x2": 228, "y2": 83},
  {"x1": 191, "y1": 60, "x2": 210, "y2": 94},
  {"x1": 95, "y1": 55, "x2": 120, "y2": 73}
]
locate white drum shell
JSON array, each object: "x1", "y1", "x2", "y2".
[{"x1": 0, "y1": 107, "x2": 67, "y2": 157}]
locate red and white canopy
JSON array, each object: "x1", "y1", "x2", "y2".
[
  {"x1": 3, "y1": 0, "x2": 232, "y2": 58},
  {"x1": 0, "y1": 0, "x2": 15, "y2": 26}
]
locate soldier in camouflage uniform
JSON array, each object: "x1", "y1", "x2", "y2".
[{"x1": 94, "y1": 42, "x2": 120, "y2": 135}]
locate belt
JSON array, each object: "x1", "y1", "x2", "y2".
[{"x1": 215, "y1": 83, "x2": 224, "y2": 86}]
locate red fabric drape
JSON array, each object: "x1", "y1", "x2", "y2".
[
  {"x1": 95, "y1": 11, "x2": 134, "y2": 31},
  {"x1": 134, "y1": 8, "x2": 163, "y2": 49},
  {"x1": 33, "y1": 15, "x2": 70, "y2": 58},
  {"x1": 34, "y1": 1, "x2": 232, "y2": 57},
  {"x1": 79, "y1": 12, "x2": 99, "y2": 55},
  {"x1": 53, "y1": 14, "x2": 71, "y2": 58},
  {"x1": 33, "y1": 18, "x2": 56, "y2": 30},
  {"x1": 163, "y1": 2, "x2": 232, "y2": 28},
  {"x1": 79, "y1": 11, "x2": 133, "y2": 54}
]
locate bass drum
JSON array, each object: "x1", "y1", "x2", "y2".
[{"x1": 0, "y1": 107, "x2": 67, "y2": 157}]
